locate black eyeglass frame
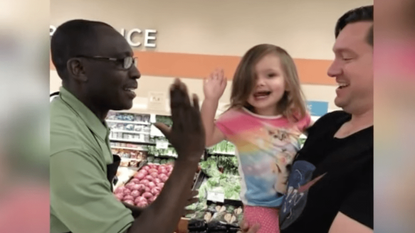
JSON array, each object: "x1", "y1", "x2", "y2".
[{"x1": 75, "y1": 55, "x2": 137, "y2": 70}]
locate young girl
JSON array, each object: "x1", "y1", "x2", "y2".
[{"x1": 201, "y1": 44, "x2": 311, "y2": 233}]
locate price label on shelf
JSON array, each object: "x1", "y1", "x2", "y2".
[
  {"x1": 207, "y1": 191, "x2": 225, "y2": 203},
  {"x1": 156, "y1": 140, "x2": 168, "y2": 149}
]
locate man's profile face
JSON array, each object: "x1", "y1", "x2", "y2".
[
  {"x1": 81, "y1": 26, "x2": 141, "y2": 111},
  {"x1": 327, "y1": 22, "x2": 373, "y2": 114}
]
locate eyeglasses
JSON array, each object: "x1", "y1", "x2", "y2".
[{"x1": 76, "y1": 55, "x2": 137, "y2": 70}]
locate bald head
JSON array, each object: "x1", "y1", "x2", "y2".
[
  {"x1": 50, "y1": 19, "x2": 115, "y2": 80},
  {"x1": 50, "y1": 19, "x2": 140, "y2": 112}
]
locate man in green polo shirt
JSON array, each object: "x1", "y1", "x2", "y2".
[{"x1": 50, "y1": 19, "x2": 205, "y2": 233}]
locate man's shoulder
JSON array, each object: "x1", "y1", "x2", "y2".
[
  {"x1": 305, "y1": 111, "x2": 350, "y2": 138},
  {"x1": 50, "y1": 99, "x2": 90, "y2": 155},
  {"x1": 315, "y1": 110, "x2": 350, "y2": 125}
]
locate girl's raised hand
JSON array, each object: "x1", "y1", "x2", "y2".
[{"x1": 203, "y1": 69, "x2": 227, "y2": 101}]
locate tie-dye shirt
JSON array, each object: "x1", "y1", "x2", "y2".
[{"x1": 216, "y1": 108, "x2": 311, "y2": 208}]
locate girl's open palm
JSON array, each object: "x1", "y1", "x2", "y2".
[{"x1": 203, "y1": 69, "x2": 227, "y2": 101}]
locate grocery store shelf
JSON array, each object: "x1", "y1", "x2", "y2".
[
  {"x1": 110, "y1": 129, "x2": 151, "y2": 135},
  {"x1": 106, "y1": 120, "x2": 150, "y2": 125},
  {"x1": 154, "y1": 154, "x2": 178, "y2": 158},
  {"x1": 209, "y1": 151, "x2": 235, "y2": 156},
  {"x1": 120, "y1": 157, "x2": 143, "y2": 161},
  {"x1": 111, "y1": 146, "x2": 147, "y2": 151},
  {"x1": 110, "y1": 138, "x2": 173, "y2": 147},
  {"x1": 110, "y1": 138, "x2": 153, "y2": 144}
]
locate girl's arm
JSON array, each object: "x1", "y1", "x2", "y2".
[
  {"x1": 202, "y1": 69, "x2": 227, "y2": 147},
  {"x1": 201, "y1": 98, "x2": 226, "y2": 147}
]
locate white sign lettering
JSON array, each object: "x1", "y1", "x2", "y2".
[
  {"x1": 50, "y1": 25, "x2": 157, "y2": 48},
  {"x1": 124, "y1": 28, "x2": 142, "y2": 47},
  {"x1": 144, "y1": 29, "x2": 157, "y2": 48}
]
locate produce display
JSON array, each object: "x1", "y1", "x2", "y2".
[
  {"x1": 112, "y1": 149, "x2": 147, "y2": 160},
  {"x1": 114, "y1": 163, "x2": 173, "y2": 207},
  {"x1": 107, "y1": 112, "x2": 151, "y2": 123},
  {"x1": 118, "y1": 159, "x2": 141, "y2": 168},
  {"x1": 198, "y1": 174, "x2": 241, "y2": 201},
  {"x1": 187, "y1": 201, "x2": 244, "y2": 233},
  {"x1": 147, "y1": 146, "x2": 177, "y2": 158},
  {"x1": 111, "y1": 147, "x2": 147, "y2": 168},
  {"x1": 201, "y1": 156, "x2": 239, "y2": 176},
  {"x1": 200, "y1": 158, "x2": 222, "y2": 177},
  {"x1": 147, "y1": 155, "x2": 176, "y2": 164},
  {"x1": 108, "y1": 122, "x2": 151, "y2": 133},
  {"x1": 200, "y1": 156, "x2": 239, "y2": 176},
  {"x1": 110, "y1": 131, "x2": 151, "y2": 142},
  {"x1": 109, "y1": 111, "x2": 243, "y2": 228},
  {"x1": 110, "y1": 142, "x2": 147, "y2": 150},
  {"x1": 114, "y1": 167, "x2": 137, "y2": 189},
  {"x1": 155, "y1": 115, "x2": 173, "y2": 127},
  {"x1": 106, "y1": 112, "x2": 152, "y2": 143},
  {"x1": 198, "y1": 157, "x2": 241, "y2": 201},
  {"x1": 206, "y1": 140, "x2": 236, "y2": 155},
  {"x1": 108, "y1": 122, "x2": 151, "y2": 142}
]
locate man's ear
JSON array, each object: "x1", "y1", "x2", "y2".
[{"x1": 67, "y1": 58, "x2": 88, "y2": 82}]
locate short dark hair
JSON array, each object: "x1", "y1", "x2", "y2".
[
  {"x1": 335, "y1": 5, "x2": 373, "y2": 46},
  {"x1": 50, "y1": 19, "x2": 113, "y2": 80}
]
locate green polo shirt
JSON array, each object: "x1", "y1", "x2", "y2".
[{"x1": 50, "y1": 87, "x2": 134, "y2": 233}]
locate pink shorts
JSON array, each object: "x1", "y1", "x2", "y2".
[{"x1": 244, "y1": 205, "x2": 280, "y2": 233}]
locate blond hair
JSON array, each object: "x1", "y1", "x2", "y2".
[{"x1": 228, "y1": 44, "x2": 308, "y2": 121}]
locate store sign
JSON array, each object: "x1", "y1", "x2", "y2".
[
  {"x1": 147, "y1": 92, "x2": 167, "y2": 112},
  {"x1": 207, "y1": 191, "x2": 225, "y2": 203},
  {"x1": 306, "y1": 101, "x2": 329, "y2": 117},
  {"x1": 156, "y1": 140, "x2": 168, "y2": 149},
  {"x1": 49, "y1": 25, "x2": 157, "y2": 48}
]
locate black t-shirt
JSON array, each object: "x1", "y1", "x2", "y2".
[{"x1": 280, "y1": 111, "x2": 373, "y2": 233}]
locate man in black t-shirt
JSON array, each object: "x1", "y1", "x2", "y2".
[{"x1": 242, "y1": 5, "x2": 373, "y2": 233}]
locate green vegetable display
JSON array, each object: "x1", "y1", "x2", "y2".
[
  {"x1": 206, "y1": 140, "x2": 236, "y2": 154},
  {"x1": 202, "y1": 156, "x2": 238, "y2": 176},
  {"x1": 146, "y1": 144, "x2": 177, "y2": 161},
  {"x1": 197, "y1": 173, "x2": 241, "y2": 201},
  {"x1": 200, "y1": 158, "x2": 221, "y2": 177},
  {"x1": 155, "y1": 115, "x2": 173, "y2": 127},
  {"x1": 198, "y1": 154, "x2": 241, "y2": 200},
  {"x1": 300, "y1": 138, "x2": 306, "y2": 146}
]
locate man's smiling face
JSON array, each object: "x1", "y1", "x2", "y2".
[{"x1": 327, "y1": 22, "x2": 373, "y2": 114}]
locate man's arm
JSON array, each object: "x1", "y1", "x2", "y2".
[
  {"x1": 329, "y1": 212, "x2": 373, "y2": 233},
  {"x1": 123, "y1": 190, "x2": 199, "y2": 219},
  {"x1": 127, "y1": 79, "x2": 206, "y2": 233},
  {"x1": 122, "y1": 203, "x2": 144, "y2": 219}
]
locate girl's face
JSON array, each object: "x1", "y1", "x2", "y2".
[{"x1": 247, "y1": 53, "x2": 286, "y2": 116}]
